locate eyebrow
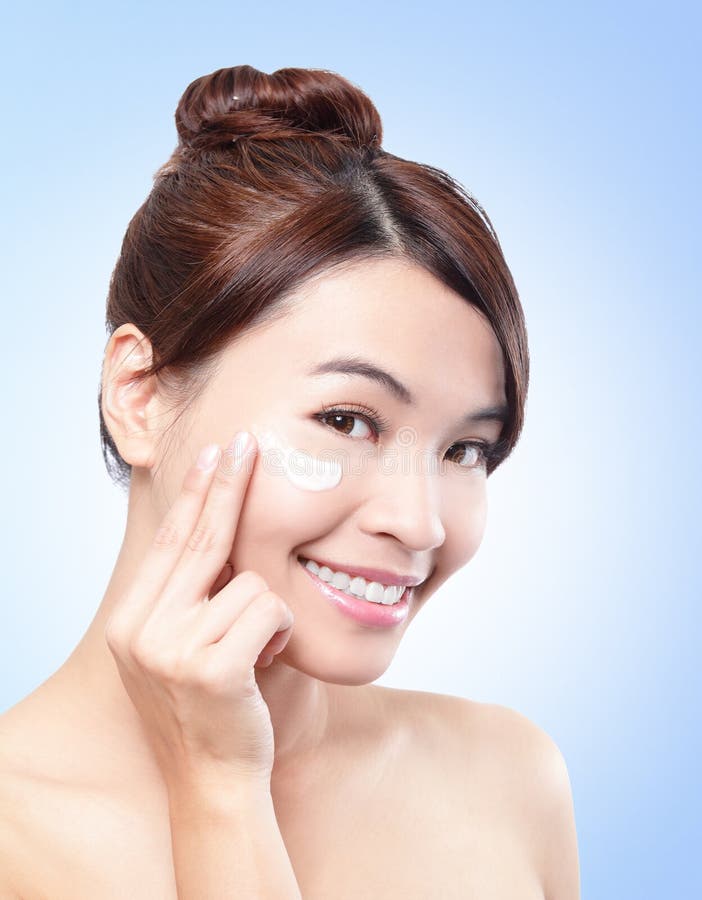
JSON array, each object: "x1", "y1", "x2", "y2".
[{"x1": 306, "y1": 356, "x2": 510, "y2": 427}]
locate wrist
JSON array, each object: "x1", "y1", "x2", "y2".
[{"x1": 164, "y1": 765, "x2": 273, "y2": 814}]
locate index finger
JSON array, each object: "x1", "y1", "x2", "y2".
[
  {"x1": 117, "y1": 432, "x2": 257, "y2": 623},
  {"x1": 161, "y1": 431, "x2": 259, "y2": 610}
]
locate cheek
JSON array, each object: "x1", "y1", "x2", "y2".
[
  {"x1": 423, "y1": 483, "x2": 488, "y2": 596},
  {"x1": 226, "y1": 453, "x2": 353, "y2": 567},
  {"x1": 449, "y1": 481, "x2": 488, "y2": 562}
]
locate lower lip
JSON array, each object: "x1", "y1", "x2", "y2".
[{"x1": 298, "y1": 559, "x2": 412, "y2": 627}]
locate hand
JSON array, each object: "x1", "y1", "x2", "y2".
[{"x1": 104, "y1": 432, "x2": 295, "y2": 788}]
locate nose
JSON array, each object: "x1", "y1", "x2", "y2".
[{"x1": 355, "y1": 448, "x2": 446, "y2": 552}]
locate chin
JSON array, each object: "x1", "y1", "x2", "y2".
[{"x1": 268, "y1": 637, "x2": 396, "y2": 686}]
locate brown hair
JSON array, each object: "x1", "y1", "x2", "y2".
[{"x1": 99, "y1": 64, "x2": 529, "y2": 491}]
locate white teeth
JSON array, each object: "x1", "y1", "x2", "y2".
[
  {"x1": 331, "y1": 571, "x2": 351, "y2": 591},
  {"x1": 302, "y1": 558, "x2": 405, "y2": 605},
  {"x1": 365, "y1": 581, "x2": 385, "y2": 603},
  {"x1": 349, "y1": 576, "x2": 367, "y2": 597},
  {"x1": 384, "y1": 585, "x2": 402, "y2": 604}
]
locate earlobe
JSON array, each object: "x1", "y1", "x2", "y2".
[{"x1": 100, "y1": 324, "x2": 161, "y2": 469}]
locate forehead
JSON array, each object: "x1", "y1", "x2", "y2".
[
  {"x1": 277, "y1": 257, "x2": 506, "y2": 393},
  {"x1": 215, "y1": 256, "x2": 508, "y2": 417}
]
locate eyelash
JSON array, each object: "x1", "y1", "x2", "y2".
[{"x1": 314, "y1": 403, "x2": 502, "y2": 470}]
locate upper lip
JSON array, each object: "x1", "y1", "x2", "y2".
[{"x1": 298, "y1": 554, "x2": 428, "y2": 587}]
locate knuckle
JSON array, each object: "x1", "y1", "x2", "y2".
[
  {"x1": 232, "y1": 569, "x2": 269, "y2": 594},
  {"x1": 130, "y1": 631, "x2": 161, "y2": 668},
  {"x1": 256, "y1": 589, "x2": 284, "y2": 615},
  {"x1": 186, "y1": 520, "x2": 219, "y2": 554},
  {"x1": 136, "y1": 645, "x2": 184, "y2": 683},
  {"x1": 166, "y1": 653, "x2": 194, "y2": 686},
  {"x1": 127, "y1": 626, "x2": 195, "y2": 685},
  {"x1": 104, "y1": 617, "x2": 126, "y2": 652},
  {"x1": 153, "y1": 520, "x2": 181, "y2": 551},
  {"x1": 181, "y1": 472, "x2": 204, "y2": 496},
  {"x1": 195, "y1": 658, "x2": 230, "y2": 692},
  {"x1": 212, "y1": 458, "x2": 238, "y2": 486}
]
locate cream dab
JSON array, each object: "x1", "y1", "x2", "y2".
[{"x1": 250, "y1": 425, "x2": 342, "y2": 492}]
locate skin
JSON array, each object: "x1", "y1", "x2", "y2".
[{"x1": 0, "y1": 256, "x2": 580, "y2": 898}]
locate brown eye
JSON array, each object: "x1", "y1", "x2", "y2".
[
  {"x1": 445, "y1": 443, "x2": 486, "y2": 469},
  {"x1": 320, "y1": 412, "x2": 373, "y2": 439}
]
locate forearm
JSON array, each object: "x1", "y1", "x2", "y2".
[{"x1": 166, "y1": 777, "x2": 302, "y2": 900}]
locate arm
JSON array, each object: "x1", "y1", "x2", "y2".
[
  {"x1": 167, "y1": 774, "x2": 302, "y2": 900},
  {"x1": 539, "y1": 746, "x2": 580, "y2": 900}
]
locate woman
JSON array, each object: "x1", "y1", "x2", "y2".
[{"x1": 0, "y1": 65, "x2": 580, "y2": 898}]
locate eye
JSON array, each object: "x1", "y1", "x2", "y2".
[
  {"x1": 445, "y1": 442, "x2": 489, "y2": 470},
  {"x1": 314, "y1": 404, "x2": 503, "y2": 472},
  {"x1": 315, "y1": 405, "x2": 382, "y2": 440}
]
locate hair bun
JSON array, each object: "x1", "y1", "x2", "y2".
[{"x1": 175, "y1": 65, "x2": 383, "y2": 153}]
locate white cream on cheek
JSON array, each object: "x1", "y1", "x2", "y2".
[{"x1": 250, "y1": 425, "x2": 342, "y2": 492}]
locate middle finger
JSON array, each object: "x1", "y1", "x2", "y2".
[{"x1": 159, "y1": 430, "x2": 258, "y2": 613}]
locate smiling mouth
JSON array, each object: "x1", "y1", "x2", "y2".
[
  {"x1": 296, "y1": 552, "x2": 427, "y2": 586},
  {"x1": 296, "y1": 555, "x2": 414, "y2": 606},
  {"x1": 296, "y1": 556, "x2": 413, "y2": 628}
]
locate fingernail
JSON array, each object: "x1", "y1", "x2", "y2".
[
  {"x1": 228, "y1": 431, "x2": 255, "y2": 454},
  {"x1": 223, "y1": 431, "x2": 255, "y2": 474},
  {"x1": 196, "y1": 443, "x2": 221, "y2": 470}
]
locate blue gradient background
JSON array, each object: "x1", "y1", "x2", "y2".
[{"x1": 1, "y1": 2, "x2": 699, "y2": 897}]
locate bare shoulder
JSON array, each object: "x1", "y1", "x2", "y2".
[
  {"x1": 373, "y1": 687, "x2": 581, "y2": 900},
  {"x1": 382, "y1": 686, "x2": 574, "y2": 802},
  {"x1": 0, "y1": 698, "x2": 100, "y2": 898},
  {"x1": 465, "y1": 700, "x2": 581, "y2": 899},
  {"x1": 452, "y1": 696, "x2": 580, "y2": 898}
]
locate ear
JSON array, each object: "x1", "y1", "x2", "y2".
[{"x1": 100, "y1": 323, "x2": 163, "y2": 469}]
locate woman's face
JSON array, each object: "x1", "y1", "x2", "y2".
[{"x1": 154, "y1": 256, "x2": 507, "y2": 684}]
